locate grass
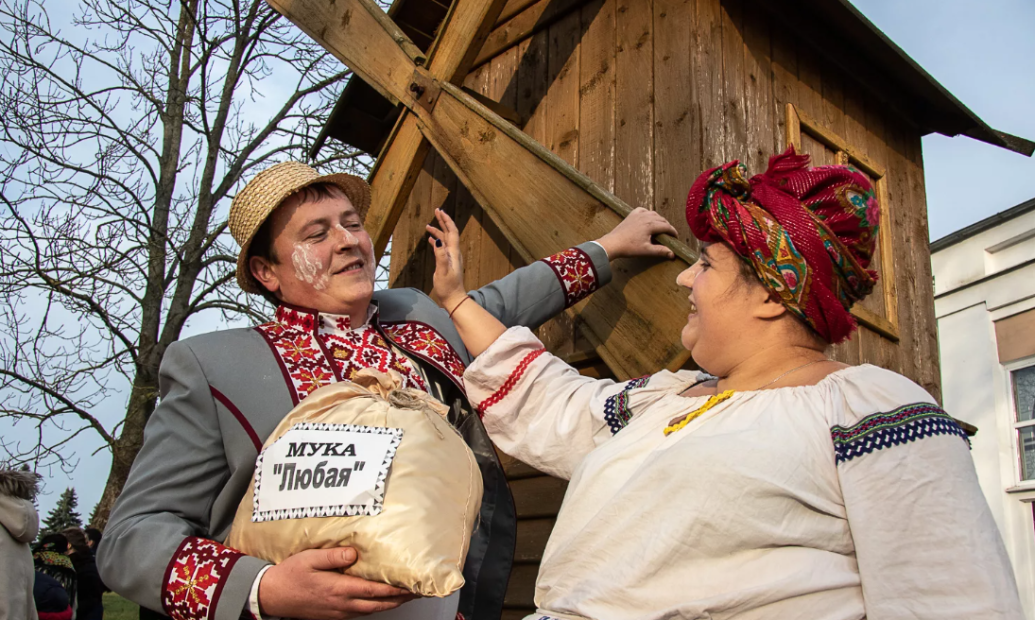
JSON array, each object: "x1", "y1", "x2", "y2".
[{"x1": 102, "y1": 592, "x2": 139, "y2": 620}]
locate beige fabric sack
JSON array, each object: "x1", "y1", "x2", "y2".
[{"x1": 226, "y1": 369, "x2": 482, "y2": 597}]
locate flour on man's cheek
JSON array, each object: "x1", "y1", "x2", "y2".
[{"x1": 291, "y1": 243, "x2": 329, "y2": 291}]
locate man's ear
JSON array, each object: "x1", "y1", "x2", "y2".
[{"x1": 250, "y1": 255, "x2": 281, "y2": 295}]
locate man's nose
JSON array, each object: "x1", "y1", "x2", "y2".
[{"x1": 333, "y1": 225, "x2": 359, "y2": 249}]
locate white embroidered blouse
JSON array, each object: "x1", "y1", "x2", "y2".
[{"x1": 465, "y1": 327, "x2": 1023, "y2": 620}]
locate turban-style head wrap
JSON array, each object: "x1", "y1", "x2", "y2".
[{"x1": 685, "y1": 146, "x2": 880, "y2": 344}]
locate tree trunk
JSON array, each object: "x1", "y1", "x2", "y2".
[{"x1": 90, "y1": 369, "x2": 159, "y2": 530}]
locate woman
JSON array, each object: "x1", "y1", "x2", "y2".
[
  {"x1": 425, "y1": 148, "x2": 1022, "y2": 619},
  {"x1": 34, "y1": 534, "x2": 77, "y2": 618}
]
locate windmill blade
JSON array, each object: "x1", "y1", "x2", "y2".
[
  {"x1": 267, "y1": 0, "x2": 423, "y2": 106},
  {"x1": 268, "y1": 0, "x2": 697, "y2": 378},
  {"x1": 366, "y1": 114, "x2": 431, "y2": 259},
  {"x1": 364, "y1": 0, "x2": 510, "y2": 260},
  {"x1": 268, "y1": 0, "x2": 509, "y2": 260},
  {"x1": 413, "y1": 83, "x2": 695, "y2": 378}
]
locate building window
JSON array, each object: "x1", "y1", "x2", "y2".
[{"x1": 1013, "y1": 364, "x2": 1035, "y2": 480}]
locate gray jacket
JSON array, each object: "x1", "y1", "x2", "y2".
[
  {"x1": 0, "y1": 469, "x2": 40, "y2": 620},
  {"x1": 99, "y1": 243, "x2": 610, "y2": 620}
]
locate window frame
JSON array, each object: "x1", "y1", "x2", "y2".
[
  {"x1": 1007, "y1": 356, "x2": 1035, "y2": 485},
  {"x1": 785, "y1": 103, "x2": 899, "y2": 341}
]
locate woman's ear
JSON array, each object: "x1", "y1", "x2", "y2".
[
  {"x1": 250, "y1": 256, "x2": 281, "y2": 295},
  {"x1": 753, "y1": 288, "x2": 788, "y2": 320}
]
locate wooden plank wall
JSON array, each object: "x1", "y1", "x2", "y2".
[{"x1": 389, "y1": 0, "x2": 942, "y2": 613}]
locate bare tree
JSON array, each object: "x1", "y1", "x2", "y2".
[{"x1": 0, "y1": 0, "x2": 365, "y2": 527}]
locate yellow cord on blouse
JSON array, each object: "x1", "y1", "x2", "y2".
[{"x1": 663, "y1": 390, "x2": 735, "y2": 436}]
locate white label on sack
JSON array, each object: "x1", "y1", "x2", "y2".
[{"x1": 252, "y1": 422, "x2": 403, "y2": 522}]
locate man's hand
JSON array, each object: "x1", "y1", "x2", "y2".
[
  {"x1": 595, "y1": 207, "x2": 678, "y2": 260},
  {"x1": 258, "y1": 547, "x2": 417, "y2": 619}
]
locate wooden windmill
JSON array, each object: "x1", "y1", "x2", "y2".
[
  {"x1": 270, "y1": 0, "x2": 1032, "y2": 387},
  {"x1": 270, "y1": 0, "x2": 1032, "y2": 613}
]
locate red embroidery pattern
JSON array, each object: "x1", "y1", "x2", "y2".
[
  {"x1": 477, "y1": 348, "x2": 546, "y2": 414},
  {"x1": 255, "y1": 308, "x2": 336, "y2": 405},
  {"x1": 382, "y1": 322, "x2": 467, "y2": 390},
  {"x1": 257, "y1": 307, "x2": 431, "y2": 404},
  {"x1": 162, "y1": 537, "x2": 242, "y2": 620},
  {"x1": 540, "y1": 247, "x2": 599, "y2": 308},
  {"x1": 319, "y1": 315, "x2": 427, "y2": 391}
]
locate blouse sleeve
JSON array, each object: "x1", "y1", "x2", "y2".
[
  {"x1": 831, "y1": 369, "x2": 1023, "y2": 619},
  {"x1": 463, "y1": 326, "x2": 636, "y2": 480}
]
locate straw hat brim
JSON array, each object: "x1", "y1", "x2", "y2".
[{"x1": 235, "y1": 172, "x2": 372, "y2": 294}]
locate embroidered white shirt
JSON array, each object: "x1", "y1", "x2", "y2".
[{"x1": 464, "y1": 326, "x2": 1022, "y2": 620}]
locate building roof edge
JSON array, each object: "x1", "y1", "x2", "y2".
[{"x1": 931, "y1": 197, "x2": 1035, "y2": 253}]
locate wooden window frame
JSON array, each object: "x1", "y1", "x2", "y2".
[{"x1": 785, "y1": 103, "x2": 899, "y2": 341}]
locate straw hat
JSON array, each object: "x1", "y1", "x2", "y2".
[{"x1": 229, "y1": 161, "x2": 371, "y2": 294}]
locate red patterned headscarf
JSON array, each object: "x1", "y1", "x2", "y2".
[{"x1": 685, "y1": 146, "x2": 880, "y2": 344}]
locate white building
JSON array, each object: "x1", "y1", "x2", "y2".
[{"x1": 932, "y1": 198, "x2": 1035, "y2": 615}]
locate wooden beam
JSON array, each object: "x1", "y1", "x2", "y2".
[
  {"x1": 267, "y1": 0, "x2": 423, "y2": 106},
  {"x1": 427, "y1": 0, "x2": 512, "y2": 84},
  {"x1": 461, "y1": 87, "x2": 523, "y2": 125},
  {"x1": 472, "y1": 0, "x2": 586, "y2": 69},
  {"x1": 363, "y1": 0, "x2": 512, "y2": 259},
  {"x1": 366, "y1": 114, "x2": 431, "y2": 260},
  {"x1": 414, "y1": 83, "x2": 695, "y2": 378}
]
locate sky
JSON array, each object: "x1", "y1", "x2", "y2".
[{"x1": 12, "y1": 0, "x2": 1035, "y2": 519}]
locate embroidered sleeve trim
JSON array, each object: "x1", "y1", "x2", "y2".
[
  {"x1": 162, "y1": 537, "x2": 244, "y2": 620},
  {"x1": 602, "y1": 376, "x2": 651, "y2": 435},
  {"x1": 540, "y1": 247, "x2": 600, "y2": 308},
  {"x1": 830, "y1": 403, "x2": 970, "y2": 464},
  {"x1": 477, "y1": 348, "x2": 546, "y2": 415},
  {"x1": 380, "y1": 321, "x2": 467, "y2": 392}
]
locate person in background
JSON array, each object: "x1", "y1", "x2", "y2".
[
  {"x1": 0, "y1": 467, "x2": 40, "y2": 620},
  {"x1": 34, "y1": 534, "x2": 77, "y2": 620},
  {"x1": 83, "y1": 529, "x2": 102, "y2": 552},
  {"x1": 63, "y1": 528, "x2": 103, "y2": 620},
  {"x1": 34, "y1": 572, "x2": 73, "y2": 620},
  {"x1": 83, "y1": 528, "x2": 109, "y2": 596}
]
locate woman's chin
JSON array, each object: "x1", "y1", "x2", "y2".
[{"x1": 680, "y1": 323, "x2": 698, "y2": 352}]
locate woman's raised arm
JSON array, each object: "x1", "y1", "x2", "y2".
[{"x1": 426, "y1": 208, "x2": 508, "y2": 357}]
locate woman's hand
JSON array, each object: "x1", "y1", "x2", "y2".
[
  {"x1": 426, "y1": 208, "x2": 467, "y2": 312},
  {"x1": 595, "y1": 207, "x2": 678, "y2": 260}
]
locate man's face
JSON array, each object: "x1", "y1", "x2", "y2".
[{"x1": 252, "y1": 188, "x2": 377, "y2": 316}]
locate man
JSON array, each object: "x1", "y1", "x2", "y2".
[{"x1": 98, "y1": 161, "x2": 676, "y2": 620}]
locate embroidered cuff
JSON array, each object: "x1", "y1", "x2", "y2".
[
  {"x1": 830, "y1": 403, "x2": 970, "y2": 464},
  {"x1": 540, "y1": 247, "x2": 601, "y2": 308},
  {"x1": 162, "y1": 537, "x2": 245, "y2": 620},
  {"x1": 246, "y1": 565, "x2": 277, "y2": 620}
]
